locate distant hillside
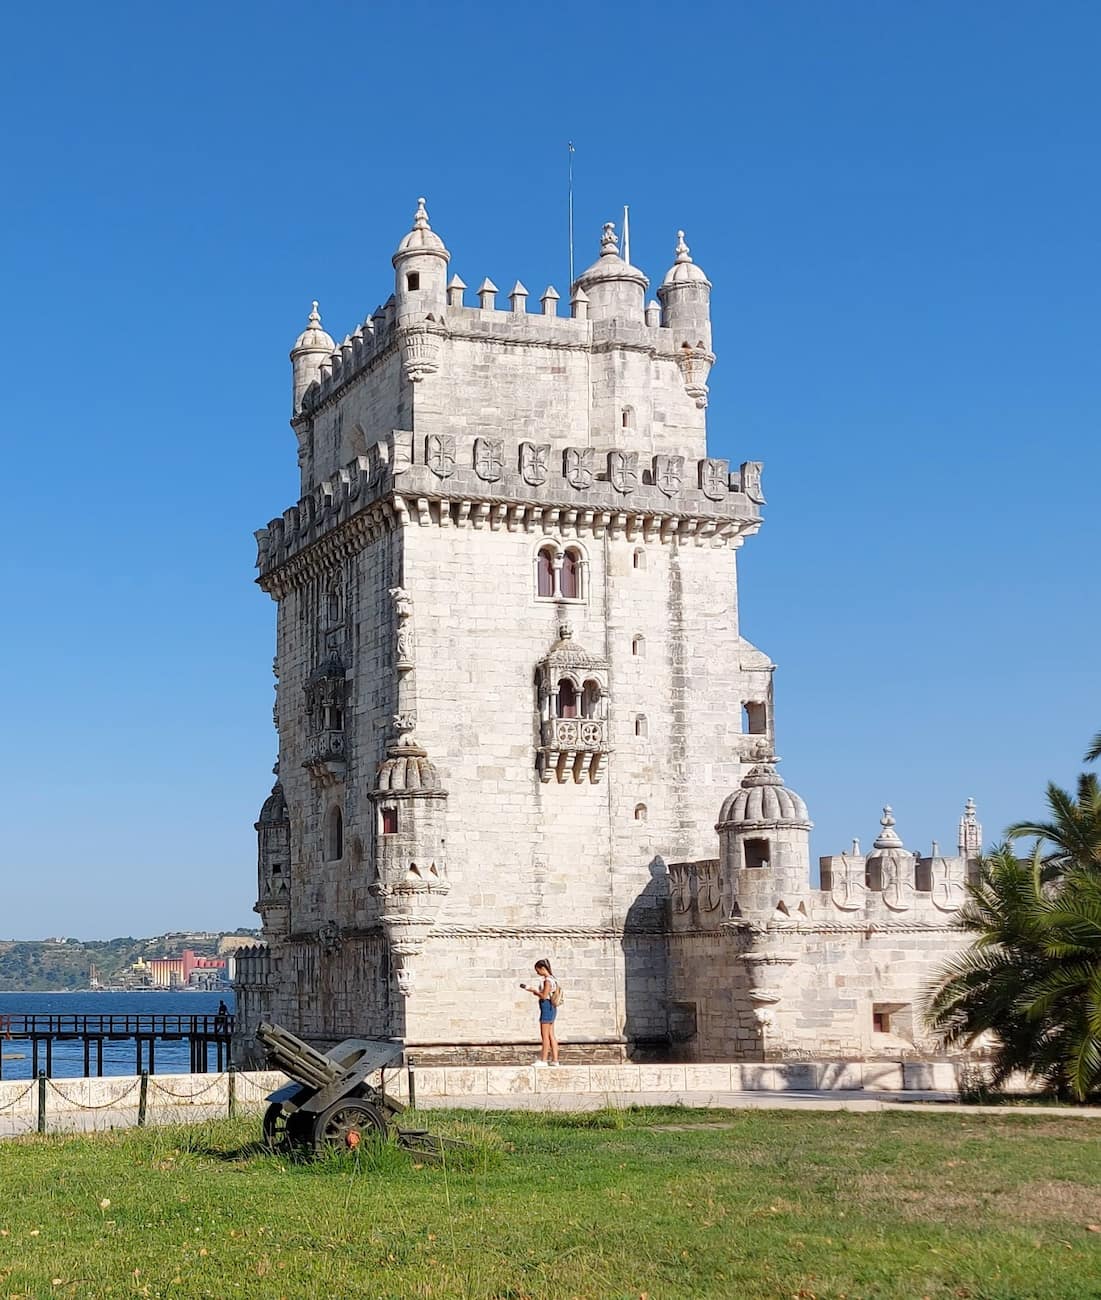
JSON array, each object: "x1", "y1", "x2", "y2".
[{"x1": 0, "y1": 930, "x2": 261, "y2": 991}]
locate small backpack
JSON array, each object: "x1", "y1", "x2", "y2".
[{"x1": 551, "y1": 981, "x2": 565, "y2": 1008}]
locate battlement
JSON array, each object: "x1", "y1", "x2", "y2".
[{"x1": 255, "y1": 433, "x2": 766, "y2": 584}]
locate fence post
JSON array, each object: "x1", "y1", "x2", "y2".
[
  {"x1": 227, "y1": 1066, "x2": 237, "y2": 1119},
  {"x1": 137, "y1": 1070, "x2": 149, "y2": 1127},
  {"x1": 37, "y1": 1071, "x2": 46, "y2": 1134},
  {"x1": 407, "y1": 1056, "x2": 416, "y2": 1110}
]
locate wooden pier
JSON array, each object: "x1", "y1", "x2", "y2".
[{"x1": 0, "y1": 1013, "x2": 234, "y2": 1078}]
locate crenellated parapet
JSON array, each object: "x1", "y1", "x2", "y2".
[{"x1": 254, "y1": 433, "x2": 765, "y2": 592}]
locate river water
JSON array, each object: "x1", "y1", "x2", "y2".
[{"x1": 0, "y1": 990, "x2": 235, "y2": 1080}]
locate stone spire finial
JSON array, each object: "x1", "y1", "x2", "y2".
[
  {"x1": 540, "y1": 285, "x2": 560, "y2": 317},
  {"x1": 958, "y1": 796, "x2": 982, "y2": 859},
  {"x1": 600, "y1": 221, "x2": 619, "y2": 257},
  {"x1": 674, "y1": 230, "x2": 692, "y2": 264},
  {"x1": 413, "y1": 196, "x2": 430, "y2": 231},
  {"x1": 308, "y1": 300, "x2": 321, "y2": 325},
  {"x1": 873, "y1": 806, "x2": 904, "y2": 851}
]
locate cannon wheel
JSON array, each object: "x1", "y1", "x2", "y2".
[
  {"x1": 312, "y1": 1099, "x2": 388, "y2": 1153},
  {"x1": 262, "y1": 1103, "x2": 290, "y2": 1147}
]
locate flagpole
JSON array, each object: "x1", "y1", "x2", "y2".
[
  {"x1": 622, "y1": 203, "x2": 630, "y2": 266},
  {"x1": 568, "y1": 142, "x2": 575, "y2": 290}
]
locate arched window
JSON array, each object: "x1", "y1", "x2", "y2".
[
  {"x1": 634, "y1": 803, "x2": 648, "y2": 822},
  {"x1": 326, "y1": 587, "x2": 341, "y2": 626},
  {"x1": 581, "y1": 679, "x2": 601, "y2": 718},
  {"x1": 631, "y1": 634, "x2": 645, "y2": 657},
  {"x1": 325, "y1": 806, "x2": 344, "y2": 861},
  {"x1": 560, "y1": 548, "x2": 581, "y2": 600},
  {"x1": 621, "y1": 406, "x2": 634, "y2": 429},
  {"x1": 557, "y1": 678, "x2": 578, "y2": 718},
  {"x1": 635, "y1": 714, "x2": 648, "y2": 737},
  {"x1": 536, "y1": 547, "x2": 555, "y2": 598},
  {"x1": 633, "y1": 548, "x2": 646, "y2": 571}
]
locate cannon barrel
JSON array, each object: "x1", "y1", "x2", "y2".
[{"x1": 257, "y1": 1021, "x2": 343, "y2": 1090}]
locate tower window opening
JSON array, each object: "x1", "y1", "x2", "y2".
[
  {"x1": 536, "y1": 546, "x2": 555, "y2": 598},
  {"x1": 873, "y1": 1007, "x2": 891, "y2": 1034},
  {"x1": 323, "y1": 704, "x2": 344, "y2": 731},
  {"x1": 406, "y1": 273, "x2": 420, "y2": 291},
  {"x1": 865, "y1": 859, "x2": 883, "y2": 891},
  {"x1": 744, "y1": 838, "x2": 770, "y2": 870},
  {"x1": 325, "y1": 806, "x2": 344, "y2": 861},
  {"x1": 634, "y1": 803, "x2": 648, "y2": 822},
  {"x1": 631, "y1": 634, "x2": 645, "y2": 657},
  {"x1": 381, "y1": 806, "x2": 398, "y2": 836},
  {"x1": 581, "y1": 679, "x2": 601, "y2": 718},
  {"x1": 914, "y1": 858, "x2": 933, "y2": 892},
  {"x1": 326, "y1": 587, "x2": 342, "y2": 626},
  {"x1": 742, "y1": 701, "x2": 767, "y2": 735},
  {"x1": 635, "y1": 714, "x2": 648, "y2": 737},
  {"x1": 557, "y1": 678, "x2": 578, "y2": 718},
  {"x1": 633, "y1": 548, "x2": 645, "y2": 570},
  {"x1": 560, "y1": 548, "x2": 581, "y2": 599},
  {"x1": 621, "y1": 406, "x2": 634, "y2": 429}
]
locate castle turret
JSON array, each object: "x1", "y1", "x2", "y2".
[
  {"x1": 289, "y1": 301, "x2": 335, "y2": 414},
  {"x1": 958, "y1": 796, "x2": 982, "y2": 861},
  {"x1": 573, "y1": 221, "x2": 648, "y2": 323},
  {"x1": 657, "y1": 231, "x2": 715, "y2": 407},
  {"x1": 717, "y1": 753, "x2": 813, "y2": 922},
  {"x1": 392, "y1": 196, "x2": 450, "y2": 324}
]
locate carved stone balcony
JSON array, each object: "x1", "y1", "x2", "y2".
[
  {"x1": 302, "y1": 729, "x2": 346, "y2": 783},
  {"x1": 537, "y1": 716, "x2": 609, "y2": 784}
]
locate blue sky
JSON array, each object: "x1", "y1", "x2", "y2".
[{"x1": 1, "y1": 1, "x2": 1097, "y2": 938}]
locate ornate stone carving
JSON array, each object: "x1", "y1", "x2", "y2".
[
  {"x1": 674, "y1": 343, "x2": 715, "y2": 407},
  {"x1": 473, "y1": 436, "x2": 504, "y2": 482},
  {"x1": 740, "y1": 460, "x2": 765, "y2": 505},
  {"x1": 609, "y1": 450, "x2": 639, "y2": 494},
  {"x1": 317, "y1": 920, "x2": 342, "y2": 953},
  {"x1": 882, "y1": 859, "x2": 915, "y2": 912},
  {"x1": 519, "y1": 441, "x2": 550, "y2": 486},
  {"x1": 654, "y1": 454, "x2": 684, "y2": 497},
  {"x1": 699, "y1": 457, "x2": 728, "y2": 502},
  {"x1": 669, "y1": 863, "x2": 692, "y2": 915},
  {"x1": 931, "y1": 858, "x2": 966, "y2": 912},
  {"x1": 401, "y1": 322, "x2": 443, "y2": 382},
  {"x1": 564, "y1": 446, "x2": 595, "y2": 490},
  {"x1": 698, "y1": 860, "x2": 721, "y2": 913},
  {"x1": 829, "y1": 857, "x2": 867, "y2": 911},
  {"x1": 425, "y1": 434, "x2": 456, "y2": 479},
  {"x1": 390, "y1": 587, "x2": 415, "y2": 671}
]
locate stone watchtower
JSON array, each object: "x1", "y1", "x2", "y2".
[{"x1": 234, "y1": 199, "x2": 777, "y2": 1062}]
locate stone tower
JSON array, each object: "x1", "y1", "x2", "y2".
[{"x1": 233, "y1": 198, "x2": 781, "y2": 1061}]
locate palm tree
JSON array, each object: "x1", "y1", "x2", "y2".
[
  {"x1": 1006, "y1": 773, "x2": 1101, "y2": 877},
  {"x1": 1086, "y1": 732, "x2": 1101, "y2": 764},
  {"x1": 925, "y1": 847, "x2": 1101, "y2": 1100}
]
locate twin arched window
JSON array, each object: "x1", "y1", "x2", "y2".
[
  {"x1": 554, "y1": 677, "x2": 602, "y2": 719},
  {"x1": 535, "y1": 544, "x2": 586, "y2": 601}
]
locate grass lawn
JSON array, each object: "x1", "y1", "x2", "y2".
[{"x1": 0, "y1": 1106, "x2": 1099, "y2": 1298}]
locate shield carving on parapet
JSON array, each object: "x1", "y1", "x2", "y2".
[
  {"x1": 931, "y1": 859, "x2": 966, "y2": 912},
  {"x1": 740, "y1": 460, "x2": 765, "y2": 504},
  {"x1": 830, "y1": 859, "x2": 866, "y2": 911},
  {"x1": 697, "y1": 861, "x2": 722, "y2": 913},
  {"x1": 699, "y1": 457, "x2": 729, "y2": 501},
  {"x1": 609, "y1": 450, "x2": 639, "y2": 494},
  {"x1": 654, "y1": 454, "x2": 684, "y2": 497},
  {"x1": 474, "y1": 436, "x2": 503, "y2": 482},
  {"x1": 519, "y1": 441, "x2": 550, "y2": 486},
  {"x1": 564, "y1": 446, "x2": 595, "y2": 490},
  {"x1": 425, "y1": 433, "x2": 455, "y2": 478},
  {"x1": 668, "y1": 863, "x2": 692, "y2": 915},
  {"x1": 882, "y1": 861, "x2": 915, "y2": 912}
]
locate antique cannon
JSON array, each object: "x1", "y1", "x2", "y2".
[{"x1": 257, "y1": 1021, "x2": 406, "y2": 1153}]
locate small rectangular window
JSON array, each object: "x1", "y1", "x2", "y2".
[
  {"x1": 406, "y1": 273, "x2": 420, "y2": 291},
  {"x1": 744, "y1": 838, "x2": 770, "y2": 869},
  {"x1": 873, "y1": 1008, "x2": 891, "y2": 1033},
  {"x1": 742, "y1": 702, "x2": 767, "y2": 735},
  {"x1": 381, "y1": 807, "x2": 398, "y2": 835}
]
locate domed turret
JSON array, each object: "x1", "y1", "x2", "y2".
[
  {"x1": 716, "y1": 753, "x2": 813, "y2": 922},
  {"x1": 393, "y1": 196, "x2": 450, "y2": 323},
  {"x1": 254, "y1": 776, "x2": 291, "y2": 936},
  {"x1": 573, "y1": 222, "x2": 648, "y2": 323},
  {"x1": 657, "y1": 230, "x2": 715, "y2": 406},
  {"x1": 290, "y1": 301, "x2": 335, "y2": 414}
]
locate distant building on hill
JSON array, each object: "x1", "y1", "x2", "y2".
[
  {"x1": 234, "y1": 199, "x2": 978, "y2": 1065},
  {"x1": 135, "y1": 949, "x2": 227, "y2": 989}
]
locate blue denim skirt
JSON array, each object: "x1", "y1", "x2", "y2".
[{"x1": 539, "y1": 998, "x2": 557, "y2": 1024}]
